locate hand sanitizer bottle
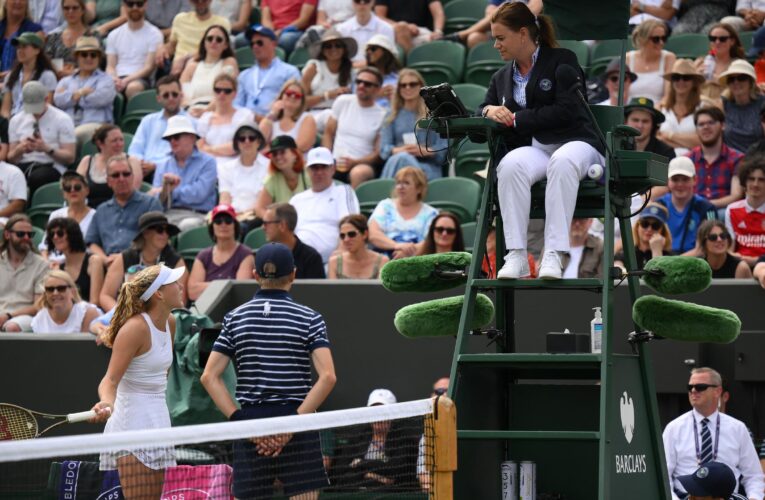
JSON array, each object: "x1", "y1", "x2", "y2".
[{"x1": 591, "y1": 307, "x2": 603, "y2": 354}]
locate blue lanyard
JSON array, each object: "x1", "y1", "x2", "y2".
[{"x1": 692, "y1": 413, "x2": 721, "y2": 465}]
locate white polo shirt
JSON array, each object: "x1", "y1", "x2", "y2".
[
  {"x1": 336, "y1": 14, "x2": 395, "y2": 62},
  {"x1": 0, "y1": 163, "x2": 28, "y2": 222},
  {"x1": 9, "y1": 106, "x2": 76, "y2": 173}
]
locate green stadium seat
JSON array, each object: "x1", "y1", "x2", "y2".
[
  {"x1": 176, "y1": 226, "x2": 214, "y2": 265},
  {"x1": 276, "y1": 46, "x2": 286, "y2": 61},
  {"x1": 288, "y1": 47, "x2": 311, "y2": 70},
  {"x1": 589, "y1": 39, "x2": 630, "y2": 77},
  {"x1": 558, "y1": 39, "x2": 590, "y2": 69},
  {"x1": 461, "y1": 221, "x2": 477, "y2": 252},
  {"x1": 464, "y1": 41, "x2": 504, "y2": 87},
  {"x1": 454, "y1": 140, "x2": 490, "y2": 179},
  {"x1": 425, "y1": 177, "x2": 481, "y2": 223},
  {"x1": 741, "y1": 30, "x2": 756, "y2": 56},
  {"x1": 452, "y1": 83, "x2": 487, "y2": 114},
  {"x1": 665, "y1": 33, "x2": 709, "y2": 59},
  {"x1": 444, "y1": 0, "x2": 485, "y2": 34},
  {"x1": 27, "y1": 182, "x2": 65, "y2": 229},
  {"x1": 243, "y1": 227, "x2": 267, "y2": 250},
  {"x1": 141, "y1": 182, "x2": 152, "y2": 192},
  {"x1": 113, "y1": 93, "x2": 125, "y2": 124},
  {"x1": 355, "y1": 178, "x2": 394, "y2": 218},
  {"x1": 77, "y1": 132, "x2": 134, "y2": 166},
  {"x1": 32, "y1": 226, "x2": 44, "y2": 248},
  {"x1": 236, "y1": 46, "x2": 254, "y2": 70},
  {"x1": 122, "y1": 89, "x2": 160, "y2": 117},
  {"x1": 406, "y1": 41, "x2": 466, "y2": 86},
  {"x1": 249, "y1": 6, "x2": 260, "y2": 25}
]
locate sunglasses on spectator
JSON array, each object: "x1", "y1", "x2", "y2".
[
  {"x1": 160, "y1": 91, "x2": 180, "y2": 99},
  {"x1": 213, "y1": 216, "x2": 234, "y2": 225},
  {"x1": 78, "y1": 51, "x2": 100, "y2": 59},
  {"x1": 365, "y1": 45, "x2": 381, "y2": 52},
  {"x1": 109, "y1": 171, "x2": 133, "y2": 178},
  {"x1": 339, "y1": 230, "x2": 359, "y2": 240},
  {"x1": 353, "y1": 0, "x2": 373, "y2": 4},
  {"x1": 124, "y1": 0, "x2": 144, "y2": 7},
  {"x1": 706, "y1": 232, "x2": 730, "y2": 242},
  {"x1": 62, "y1": 5, "x2": 81, "y2": 11},
  {"x1": 284, "y1": 90, "x2": 303, "y2": 99},
  {"x1": 323, "y1": 42, "x2": 345, "y2": 50},
  {"x1": 708, "y1": 35, "x2": 730, "y2": 43},
  {"x1": 727, "y1": 74, "x2": 751, "y2": 83},
  {"x1": 49, "y1": 229, "x2": 66, "y2": 238},
  {"x1": 639, "y1": 219, "x2": 662, "y2": 231},
  {"x1": 206, "y1": 35, "x2": 225, "y2": 44},
  {"x1": 252, "y1": 40, "x2": 265, "y2": 47},
  {"x1": 687, "y1": 383, "x2": 717, "y2": 392},
  {"x1": 399, "y1": 81, "x2": 421, "y2": 89},
  {"x1": 433, "y1": 388, "x2": 448, "y2": 396},
  {"x1": 670, "y1": 74, "x2": 695, "y2": 82},
  {"x1": 149, "y1": 225, "x2": 169, "y2": 234},
  {"x1": 12, "y1": 230, "x2": 35, "y2": 239},
  {"x1": 45, "y1": 285, "x2": 70, "y2": 294},
  {"x1": 434, "y1": 226, "x2": 457, "y2": 235},
  {"x1": 213, "y1": 87, "x2": 234, "y2": 95},
  {"x1": 607, "y1": 75, "x2": 622, "y2": 83},
  {"x1": 355, "y1": 78, "x2": 380, "y2": 88},
  {"x1": 237, "y1": 134, "x2": 259, "y2": 143},
  {"x1": 649, "y1": 35, "x2": 667, "y2": 44},
  {"x1": 62, "y1": 183, "x2": 83, "y2": 193}
]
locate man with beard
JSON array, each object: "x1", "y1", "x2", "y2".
[
  {"x1": 105, "y1": 0, "x2": 164, "y2": 100},
  {"x1": 159, "y1": 0, "x2": 230, "y2": 75},
  {"x1": 128, "y1": 75, "x2": 189, "y2": 182},
  {"x1": 0, "y1": 214, "x2": 49, "y2": 332},
  {"x1": 688, "y1": 107, "x2": 744, "y2": 211}
]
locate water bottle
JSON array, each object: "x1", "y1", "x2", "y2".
[{"x1": 703, "y1": 50, "x2": 716, "y2": 81}]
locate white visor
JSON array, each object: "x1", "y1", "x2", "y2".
[{"x1": 140, "y1": 265, "x2": 185, "y2": 302}]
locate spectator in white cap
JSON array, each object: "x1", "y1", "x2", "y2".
[
  {"x1": 54, "y1": 36, "x2": 117, "y2": 148},
  {"x1": 656, "y1": 156, "x2": 717, "y2": 254},
  {"x1": 291, "y1": 146, "x2": 360, "y2": 264},
  {"x1": 363, "y1": 34, "x2": 399, "y2": 106},
  {"x1": 150, "y1": 115, "x2": 218, "y2": 231},
  {"x1": 8, "y1": 80, "x2": 76, "y2": 196}
]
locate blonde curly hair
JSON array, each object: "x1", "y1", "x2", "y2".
[{"x1": 102, "y1": 265, "x2": 162, "y2": 348}]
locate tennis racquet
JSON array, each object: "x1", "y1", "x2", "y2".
[{"x1": 0, "y1": 403, "x2": 97, "y2": 440}]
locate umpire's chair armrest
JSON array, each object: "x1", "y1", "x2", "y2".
[{"x1": 613, "y1": 125, "x2": 641, "y2": 138}]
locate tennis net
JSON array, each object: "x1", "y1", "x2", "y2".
[{"x1": 0, "y1": 397, "x2": 456, "y2": 499}]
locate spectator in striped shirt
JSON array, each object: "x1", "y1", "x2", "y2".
[
  {"x1": 687, "y1": 107, "x2": 744, "y2": 212},
  {"x1": 201, "y1": 242, "x2": 336, "y2": 499}
]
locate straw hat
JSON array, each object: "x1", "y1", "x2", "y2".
[
  {"x1": 718, "y1": 59, "x2": 757, "y2": 85},
  {"x1": 364, "y1": 34, "x2": 398, "y2": 60},
  {"x1": 662, "y1": 58, "x2": 704, "y2": 83},
  {"x1": 309, "y1": 28, "x2": 357, "y2": 59},
  {"x1": 72, "y1": 36, "x2": 102, "y2": 54}
]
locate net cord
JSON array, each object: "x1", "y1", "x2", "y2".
[{"x1": 0, "y1": 398, "x2": 434, "y2": 463}]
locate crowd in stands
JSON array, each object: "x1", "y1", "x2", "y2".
[{"x1": 0, "y1": 0, "x2": 762, "y2": 336}]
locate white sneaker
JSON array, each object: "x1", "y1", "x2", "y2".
[
  {"x1": 497, "y1": 249, "x2": 530, "y2": 279},
  {"x1": 538, "y1": 250, "x2": 564, "y2": 280}
]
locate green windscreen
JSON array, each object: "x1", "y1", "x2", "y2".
[{"x1": 544, "y1": 0, "x2": 630, "y2": 41}]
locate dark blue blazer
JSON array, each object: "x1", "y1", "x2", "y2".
[{"x1": 478, "y1": 45, "x2": 604, "y2": 155}]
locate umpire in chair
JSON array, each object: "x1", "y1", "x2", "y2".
[{"x1": 477, "y1": 2, "x2": 604, "y2": 280}]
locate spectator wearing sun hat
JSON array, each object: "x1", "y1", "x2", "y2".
[
  {"x1": 187, "y1": 203, "x2": 255, "y2": 301},
  {"x1": 54, "y1": 36, "x2": 116, "y2": 147},
  {"x1": 657, "y1": 58, "x2": 706, "y2": 157},
  {"x1": 150, "y1": 115, "x2": 218, "y2": 231},
  {"x1": 235, "y1": 25, "x2": 301, "y2": 121},
  {"x1": 718, "y1": 59, "x2": 765, "y2": 154},
  {"x1": 291, "y1": 146, "x2": 360, "y2": 263},
  {"x1": 624, "y1": 97, "x2": 676, "y2": 159},
  {"x1": 597, "y1": 57, "x2": 637, "y2": 106}
]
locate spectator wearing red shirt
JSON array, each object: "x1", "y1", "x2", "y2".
[
  {"x1": 725, "y1": 155, "x2": 765, "y2": 267},
  {"x1": 261, "y1": 0, "x2": 318, "y2": 54},
  {"x1": 687, "y1": 107, "x2": 744, "y2": 211}
]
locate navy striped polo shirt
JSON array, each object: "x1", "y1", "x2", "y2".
[{"x1": 213, "y1": 289, "x2": 331, "y2": 406}]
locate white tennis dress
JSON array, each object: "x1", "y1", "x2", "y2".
[{"x1": 100, "y1": 313, "x2": 176, "y2": 471}]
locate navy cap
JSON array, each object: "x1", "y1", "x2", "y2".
[
  {"x1": 747, "y1": 27, "x2": 765, "y2": 58},
  {"x1": 247, "y1": 24, "x2": 277, "y2": 42},
  {"x1": 638, "y1": 203, "x2": 669, "y2": 226},
  {"x1": 678, "y1": 462, "x2": 736, "y2": 498},
  {"x1": 256, "y1": 243, "x2": 295, "y2": 279}
]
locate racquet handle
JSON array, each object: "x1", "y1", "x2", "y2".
[{"x1": 67, "y1": 410, "x2": 98, "y2": 423}]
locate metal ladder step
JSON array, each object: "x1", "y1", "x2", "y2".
[
  {"x1": 457, "y1": 353, "x2": 602, "y2": 379},
  {"x1": 457, "y1": 430, "x2": 601, "y2": 441},
  {"x1": 471, "y1": 278, "x2": 604, "y2": 290}
]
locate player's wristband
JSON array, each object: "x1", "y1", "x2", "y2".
[{"x1": 229, "y1": 409, "x2": 245, "y2": 421}]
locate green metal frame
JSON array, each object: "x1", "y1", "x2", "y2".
[{"x1": 420, "y1": 115, "x2": 670, "y2": 498}]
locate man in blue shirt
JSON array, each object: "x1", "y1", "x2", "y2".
[
  {"x1": 657, "y1": 156, "x2": 717, "y2": 254},
  {"x1": 128, "y1": 75, "x2": 188, "y2": 183},
  {"x1": 201, "y1": 242, "x2": 336, "y2": 499},
  {"x1": 151, "y1": 115, "x2": 217, "y2": 231},
  {"x1": 235, "y1": 25, "x2": 300, "y2": 121},
  {"x1": 86, "y1": 155, "x2": 163, "y2": 265}
]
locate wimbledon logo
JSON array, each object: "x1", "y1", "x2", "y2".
[{"x1": 620, "y1": 391, "x2": 635, "y2": 444}]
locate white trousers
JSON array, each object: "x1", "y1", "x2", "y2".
[{"x1": 496, "y1": 140, "x2": 604, "y2": 252}]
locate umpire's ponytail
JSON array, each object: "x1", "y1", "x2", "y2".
[{"x1": 490, "y1": 2, "x2": 558, "y2": 49}]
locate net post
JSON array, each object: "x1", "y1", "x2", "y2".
[{"x1": 432, "y1": 396, "x2": 456, "y2": 499}]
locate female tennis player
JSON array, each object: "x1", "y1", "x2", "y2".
[
  {"x1": 90, "y1": 264, "x2": 185, "y2": 498},
  {"x1": 479, "y1": 2, "x2": 605, "y2": 280}
]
